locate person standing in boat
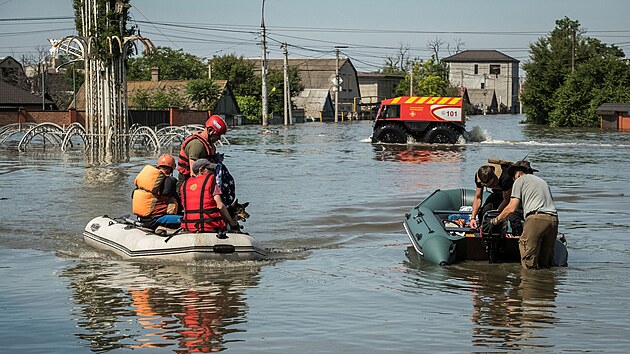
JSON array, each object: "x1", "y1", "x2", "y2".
[
  {"x1": 176, "y1": 114, "x2": 228, "y2": 191},
  {"x1": 132, "y1": 154, "x2": 182, "y2": 229},
  {"x1": 469, "y1": 159, "x2": 524, "y2": 235},
  {"x1": 180, "y1": 158, "x2": 240, "y2": 233},
  {"x1": 487, "y1": 160, "x2": 559, "y2": 269}
]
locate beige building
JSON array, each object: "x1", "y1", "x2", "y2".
[
  {"x1": 443, "y1": 50, "x2": 520, "y2": 114},
  {"x1": 357, "y1": 72, "x2": 403, "y2": 102}
]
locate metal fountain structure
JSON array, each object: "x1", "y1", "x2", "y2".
[
  {"x1": 1, "y1": 0, "x2": 230, "y2": 156},
  {"x1": 52, "y1": 0, "x2": 154, "y2": 163}
]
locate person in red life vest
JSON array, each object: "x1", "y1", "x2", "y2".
[
  {"x1": 176, "y1": 115, "x2": 228, "y2": 191},
  {"x1": 180, "y1": 158, "x2": 240, "y2": 233},
  {"x1": 132, "y1": 154, "x2": 183, "y2": 229}
]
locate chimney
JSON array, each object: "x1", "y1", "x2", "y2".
[{"x1": 151, "y1": 67, "x2": 160, "y2": 82}]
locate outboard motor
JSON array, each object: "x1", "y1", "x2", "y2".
[{"x1": 480, "y1": 210, "x2": 507, "y2": 263}]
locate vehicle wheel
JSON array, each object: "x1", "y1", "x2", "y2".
[
  {"x1": 372, "y1": 124, "x2": 407, "y2": 144},
  {"x1": 423, "y1": 125, "x2": 460, "y2": 144}
]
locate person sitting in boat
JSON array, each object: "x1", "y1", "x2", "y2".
[
  {"x1": 176, "y1": 114, "x2": 228, "y2": 191},
  {"x1": 469, "y1": 159, "x2": 525, "y2": 235},
  {"x1": 132, "y1": 154, "x2": 182, "y2": 229},
  {"x1": 180, "y1": 158, "x2": 240, "y2": 233}
]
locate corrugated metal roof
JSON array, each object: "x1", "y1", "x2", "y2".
[
  {"x1": 293, "y1": 89, "x2": 333, "y2": 118},
  {"x1": 443, "y1": 50, "x2": 519, "y2": 63}
]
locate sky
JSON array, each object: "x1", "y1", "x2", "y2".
[{"x1": 1, "y1": 0, "x2": 629, "y2": 73}]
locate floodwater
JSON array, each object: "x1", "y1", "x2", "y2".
[{"x1": 1, "y1": 114, "x2": 629, "y2": 353}]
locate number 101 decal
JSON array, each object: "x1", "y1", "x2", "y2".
[{"x1": 431, "y1": 105, "x2": 462, "y2": 121}]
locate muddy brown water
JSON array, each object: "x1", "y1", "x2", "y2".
[{"x1": 1, "y1": 115, "x2": 629, "y2": 352}]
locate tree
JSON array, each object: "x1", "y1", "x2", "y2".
[
  {"x1": 129, "y1": 87, "x2": 188, "y2": 110},
  {"x1": 186, "y1": 79, "x2": 221, "y2": 111},
  {"x1": 210, "y1": 53, "x2": 303, "y2": 119},
  {"x1": 237, "y1": 96, "x2": 262, "y2": 122},
  {"x1": 127, "y1": 47, "x2": 206, "y2": 81},
  {"x1": 266, "y1": 67, "x2": 304, "y2": 116},
  {"x1": 381, "y1": 44, "x2": 412, "y2": 75},
  {"x1": 209, "y1": 54, "x2": 259, "y2": 96},
  {"x1": 395, "y1": 56, "x2": 451, "y2": 97},
  {"x1": 521, "y1": 17, "x2": 630, "y2": 127}
]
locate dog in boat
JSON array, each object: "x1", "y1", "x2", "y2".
[{"x1": 228, "y1": 199, "x2": 250, "y2": 222}]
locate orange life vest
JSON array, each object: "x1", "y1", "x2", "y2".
[
  {"x1": 177, "y1": 133, "x2": 216, "y2": 177},
  {"x1": 132, "y1": 165, "x2": 178, "y2": 217},
  {"x1": 180, "y1": 173, "x2": 226, "y2": 232}
]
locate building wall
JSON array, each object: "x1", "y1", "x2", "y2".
[
  {"x1": 336, "y1": 62, "x2": 360, "y2": 113},
  {"x1": 448, "y1": 61, "x2": 520, "y2": 113},
  {"x1": 358, "y1": 77, "x2": 401, "y2": 102},
  {"x1": 0, "y1": 109, "x2": 85, "y2": 126}
]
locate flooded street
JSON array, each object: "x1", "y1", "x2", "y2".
[{"x1": 1, "y1": 114, "x2": 630, "y2": 352}]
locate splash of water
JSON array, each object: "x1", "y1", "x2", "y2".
[{"x1": 466, "y1": 126, "x2": 490, "y2": 142}]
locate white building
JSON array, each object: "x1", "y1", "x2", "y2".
[{"x1": 443, "y1": 50, "x2": 520, "y2": 114}]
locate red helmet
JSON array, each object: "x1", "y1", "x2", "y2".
[
  {"x1": 157, "y1": 154, "x2": 176, "y2": 169},
  {"x1": 205, "y1": 115, "x2": 228, "y2": 136}
]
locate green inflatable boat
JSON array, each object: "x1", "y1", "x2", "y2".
[{"x1": 403, "y1": 188, "x2": 568, "y2": 266}]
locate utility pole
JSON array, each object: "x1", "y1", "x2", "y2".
[
  {"x1": 334, "y1": 46, "x2": 347, "y2": 122},
  {"x1": 409, "y1": 60, "x2": 413, "y2": 96},
  {"x1": 282, "y1": 42, "x2": 289, "y2": 125},
  {"x1": 41, "y1": 61, "x2": 45, "y2": 110},
  {"x1": 260, "y1": 0, "x2": 269, "y2": 126}
]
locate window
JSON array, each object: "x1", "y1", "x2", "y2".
[
  {"x1": 490, "y1": 64, "x2": 501, "y2": 76},
  {"x1": 379, "y1": 104, "x2": 400, "y2": 118},
  {"x1": 474, "y1": 64, "x2": 478, "y2": 75},
  {"x1": 481, "y1": 82, "x2": 485, "y2": 89}
]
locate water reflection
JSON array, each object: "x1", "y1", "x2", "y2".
[
  {"x1": 464, "y1": 265, "x2": 558, "y2": 350},
  {"x1": 372, "y1": 144, "x2": 464, "y2": 164},
  {"x1": 61, "y1": 260, "x2": 261, "y2": 352},
  {"x1": 404, "y1": 258, "x2": 558, "y2": 351}
]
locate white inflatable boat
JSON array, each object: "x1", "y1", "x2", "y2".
[{"x1": 83, "y1": 216, "x2": 266, "y2": 261}]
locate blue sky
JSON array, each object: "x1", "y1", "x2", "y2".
[{"x1": 1, "y1": 0, "x2": 629, "y2": 72}]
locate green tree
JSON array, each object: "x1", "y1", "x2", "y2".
[
  {"x1": 395, "y1": 56, "x2": 451, "y2": 96},
  {"x1": 237, "y1": 96, "x2": 262, "y2": 122},
  {"x1": 129, "y1": 87, "x2": 188, "y2": 110},
  {"x1": 209, "y1": 54, "x2": 259, "y2": 96},
  {"x1": 130, "y1": 89, "x2": 151, "y2": 110},
  {"x1": 521, "y1": 17, "x2": 630, "y2": 126},
  {"x1": 127, "y1": 47, "x2": 206, "y2": 81},
  {"x1": 266, "y1": 68, "x2": 304, "y2": 115},
  {"x1": 186, "y1": 79, "x2": 221, "y2": 111}
]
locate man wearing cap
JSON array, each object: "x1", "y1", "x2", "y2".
[
  {"x1": 488, "y1": 160, "x2": 559, "y2": 269},
  {"x1": 180, "y1": 158, "x2": 240, "y2": 233},
  {"x1": 176, "y1": 115, "x2": 228, "y2": 191}
]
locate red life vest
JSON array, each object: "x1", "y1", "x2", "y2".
[
  {"x1": 177, "y1": 133, "x2": 216, "y2": 177},
  {"x1": 180, "y1": 173, "x2": 226, "y2": 232}
]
